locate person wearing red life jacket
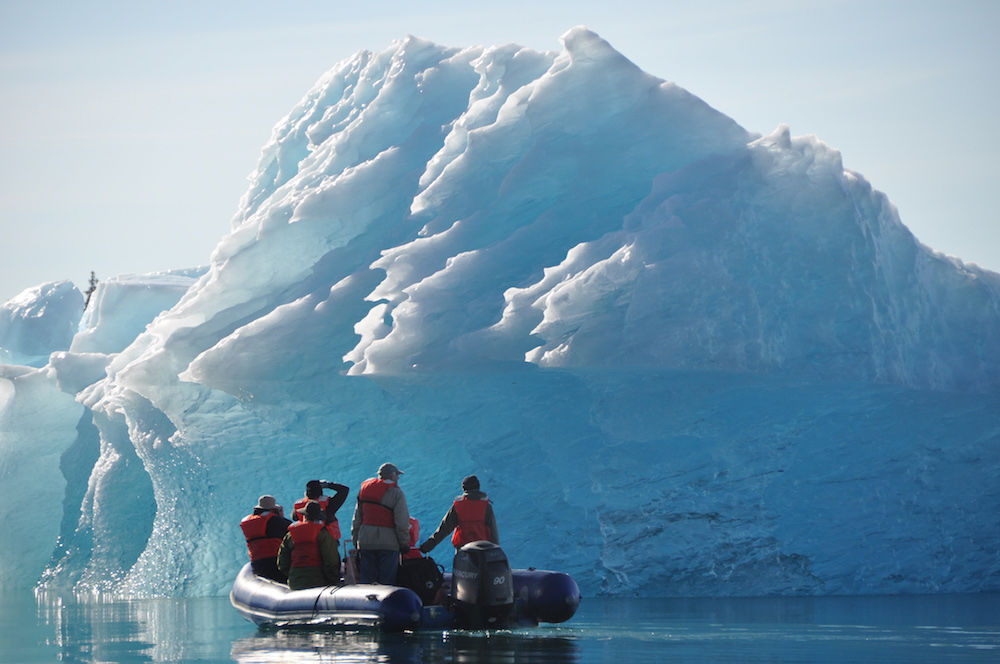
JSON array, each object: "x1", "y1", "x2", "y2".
[
  {"x1": 292, "y1": 479, "x2": 349, "y2": 541},
  {"x1": 419, "y1": 475, "x2": 499, "y2": 555},
  {"x1": 277, "y1": 500, "x2": 342, "y2": 590},
  {"x1": 240, "y1": 494, "x2": 291, "y2": 582},
  {"x1": 402, "y1": 517, "x2": 423, "y2": 561},
  {"x1": 396, "y1": 516, "x2": 446, "y2": 604},
  {"x1": 350, "y1": 462, "x2": 410, "y2": 584}
]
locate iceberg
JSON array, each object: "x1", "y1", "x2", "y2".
[
  {"x1": 0, "y1": 281, "x2": 83, "y2": 367},
  {"x1": 1, "y1": 28, "x2": 998, "y2": 598}
]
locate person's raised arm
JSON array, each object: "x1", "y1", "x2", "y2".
[{"x1": 321, "y1": 481, "x2": 349, "y2": 518}]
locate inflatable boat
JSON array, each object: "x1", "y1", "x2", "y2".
[{"x1": 230, "y1": 542, "x2": 580, "y2": 631}]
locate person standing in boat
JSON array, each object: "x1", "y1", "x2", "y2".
[
  {"x1": 293, "y1": 479, "x2": 349, "y2": 544},
  {"x1": 351, "y1": 462, "x2": 410, "y2": 584},
  {"x1": 277, "y1": 500, "x2": 342, "y2": 589},
  {"x1": 240, "y1": 495, "x2": 292, "y2": 582},
  {"x1": 419, "y1": 475, "x2": 499, "y2": 554},
  {"x1": 402, "y1": 517, "x2": 423, "y2": 561}
]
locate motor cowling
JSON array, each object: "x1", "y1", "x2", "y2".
[{"x1": 451, "y1": 541, "x2": 514, "y2": 628}]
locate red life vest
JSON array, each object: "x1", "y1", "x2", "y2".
[
  {"x1": 293, "y1": 497, "x2": 313, "y2": 520},
  {"x1": 288, "y1": 521, "x2": 324, "y2": 568},
  {"x1": 402, "y1": 516, "x2": 423, "y2": 560},
  {"x1": 358, "y1": 478, "x2": 396, "y2": 528},
  {"x1": 452, "y1": 495, "x2": 490, "y2": 547},
  {"x1": 293, "y1": 496, "x2": 342, "y2": 540},
  {"x1": 240, "y1": 513, "x2": 282, "y2": 560}
]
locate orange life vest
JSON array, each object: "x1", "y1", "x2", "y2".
[
  {"x1": 452, "y1": 495, "x2": 490, "y2": 547},
  {"x1": 240, "y1": 513, "x2": 282, "y2": 560},
  {"x1": 288, "y1": 521, "x2": 324, "y2": 568},
  {"x1": 402, "y1": 516, "x2": 423, "y2": 560},
  {"x1": 358, "y1": 478, "x2": 396, "y2": 528},
  {"x1": 293, "y1": 496, "x2": 342, "y2": 539}
]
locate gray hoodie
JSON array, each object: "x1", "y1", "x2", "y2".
[{"x1": 350, "y1": 479, "x2": 410, "y2": 551}]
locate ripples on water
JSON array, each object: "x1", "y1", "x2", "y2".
[{"x1": 2, "y1": 592, "x2": 997, "y2": 663}]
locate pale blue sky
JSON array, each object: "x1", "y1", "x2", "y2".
[{"x1": 1, "y1": 0, "x2": 997, "y2": 303}]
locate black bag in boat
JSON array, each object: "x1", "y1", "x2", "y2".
[{"x1": 396, "y1": 555, "x2": 445, "y2": 604}]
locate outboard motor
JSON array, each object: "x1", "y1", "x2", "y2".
[{"x1": 451, "y1": 541, "x2": 514, "y2": 629}]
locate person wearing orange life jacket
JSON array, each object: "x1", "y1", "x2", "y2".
[
  {"x1": 350, "y1": 462, "x2": 410, "y2": 584},
  {"x1": 240, "y1": 494, "x2": 292, "y2": 582},
  {"x1": 396, "y1": 515, "x2": 446, "y2": 605},
  {"x1": 277, "y1": 500, "x2": 342, "y2": 590},
  {"x1": 402, "y1": 517, "x2": 423, "y2": 561},
  {"x1": 292, "y1": 479, "x2": 349, "y2": 541},
  {"x1": 419, "y1": 475, "x2": 499, "y2": 554}
]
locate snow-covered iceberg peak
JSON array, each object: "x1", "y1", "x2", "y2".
[
  {"x1": 0, "y1": 281, "x2": 82, "y2": 367},
  {"x1": 3, "y1": 29, "x2": 998, "y2": 599}
]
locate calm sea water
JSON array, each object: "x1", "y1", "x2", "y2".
[{"x1": 1, "y1": 591, "x2": 997, "y2": 663}]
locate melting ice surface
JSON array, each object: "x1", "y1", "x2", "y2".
[{"x1": 1, "y1": 27, "x2": 998, "y2": 599}]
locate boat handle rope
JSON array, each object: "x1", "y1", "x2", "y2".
[{"x1": 312, "y1": 585, "x2": 335, "y2": 618}]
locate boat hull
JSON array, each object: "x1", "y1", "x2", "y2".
[
  {"x1": 512, "y1": 568, "x2": 581, "y2": 624},
  {"x1": 230, "y1": 563, "x2": 580, "y2": 631},
  {"x1": 230, "y1": 564, "x2": 423, "y2": 631}
]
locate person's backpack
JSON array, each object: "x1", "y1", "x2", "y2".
[{"x1": 396, "y1": 555, "x2": 445, "y2": 604}]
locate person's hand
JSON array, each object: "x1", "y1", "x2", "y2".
[
  {"x1": 419, "y1": 541, "x2": 432, "y2": 554},
  {"x1": 399, "y1": 545, "x2": 410, "y2": 555}
]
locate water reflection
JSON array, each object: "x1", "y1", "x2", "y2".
[
  {"x1": 33, "y1": 592, "x2": 244, "y2": 663},
  {"x1": 35, "y1": 593, "x2": 155, "y2": 662},
  {"x1": 230, "y1": 628, "x2": 579, "y2": 663},
  {"x1": 13, "y1": 591, "x2": 998, "y2": 663}
]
